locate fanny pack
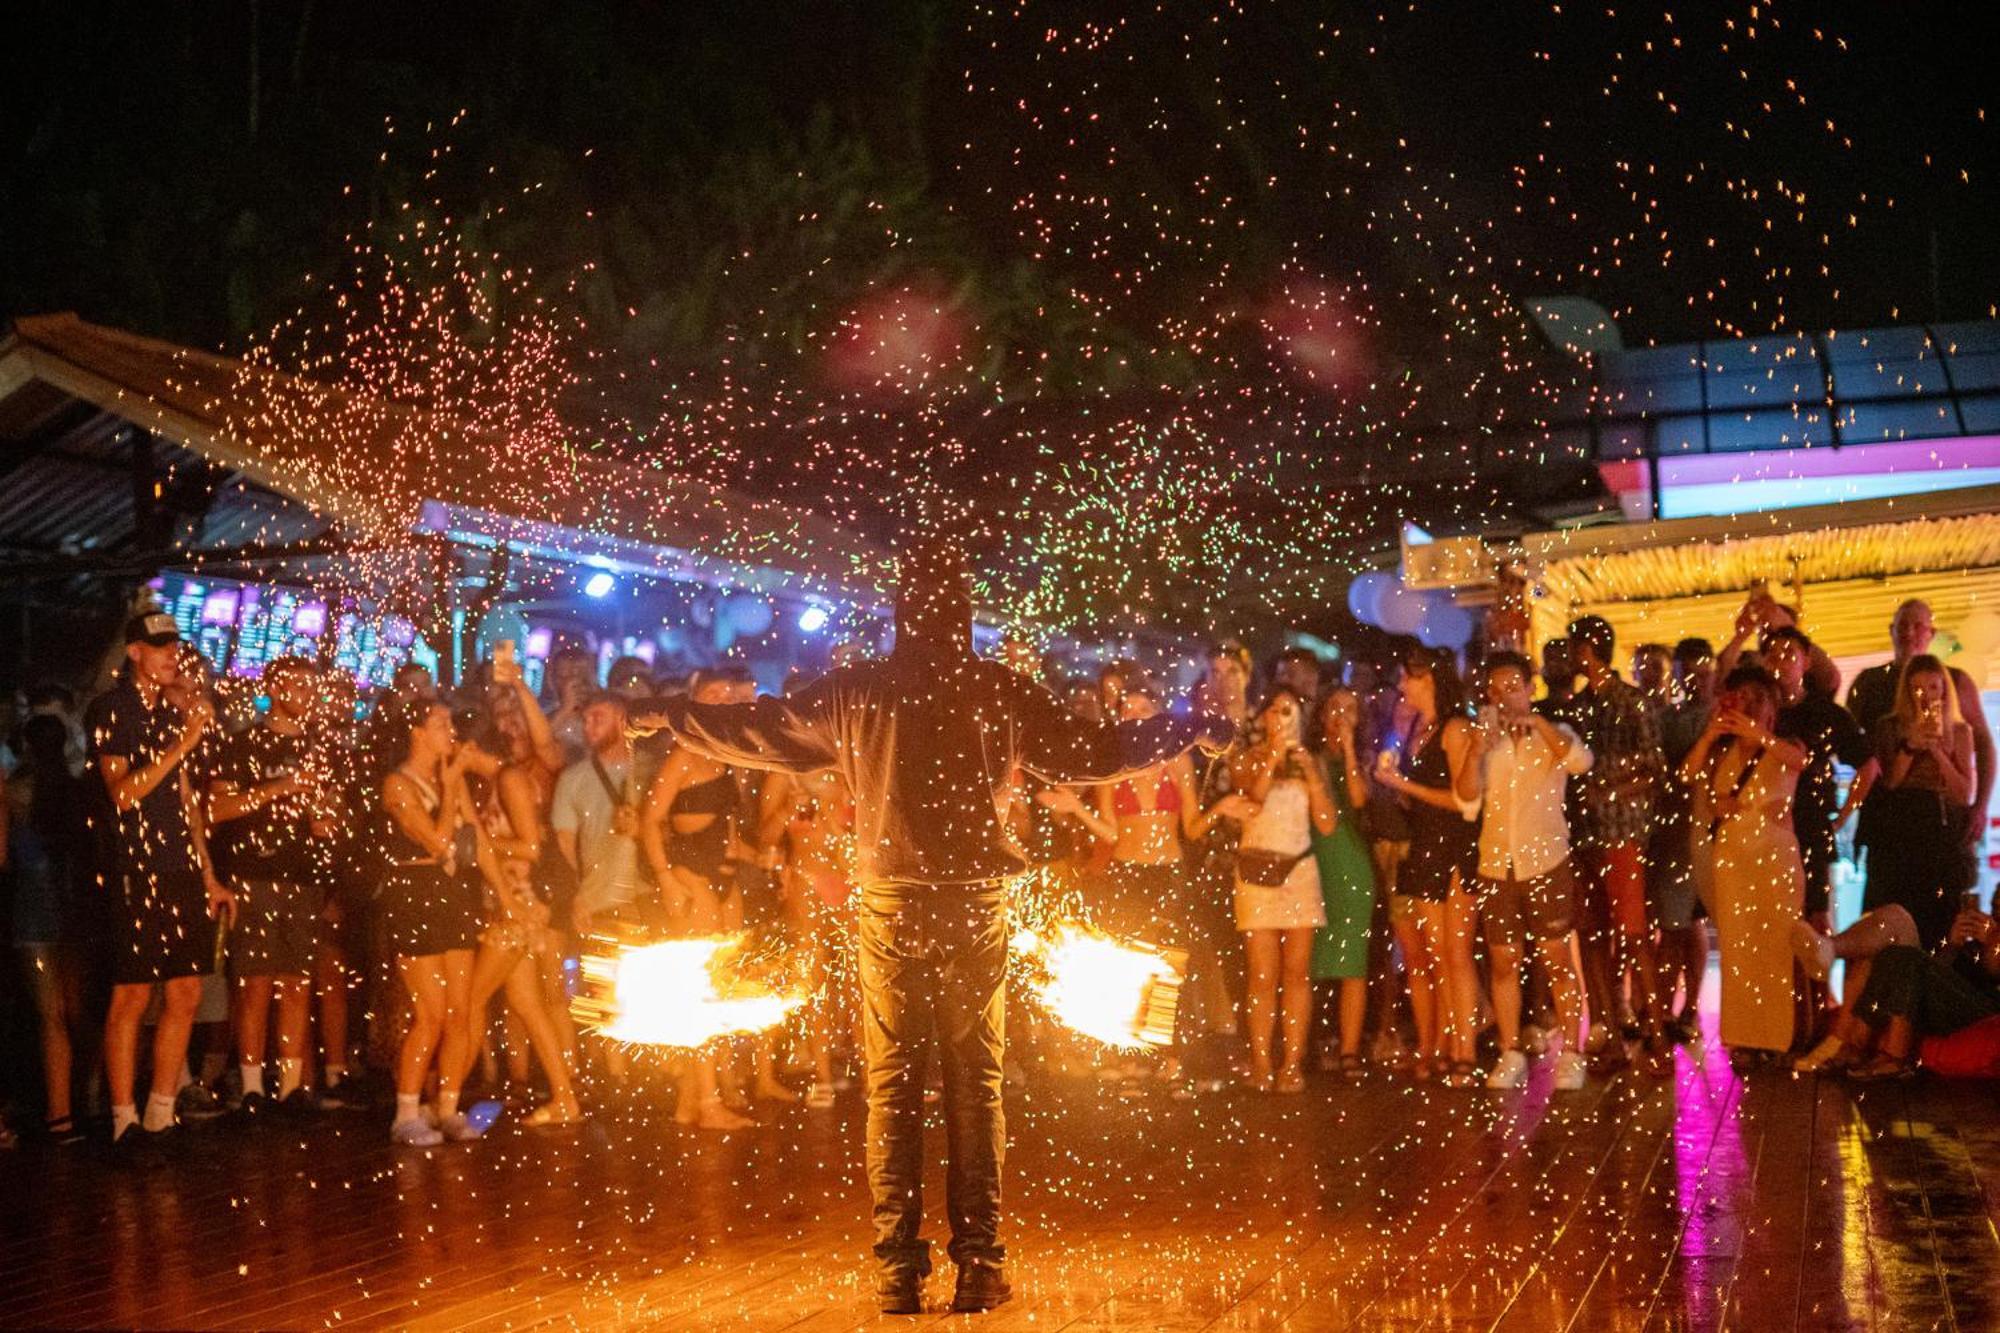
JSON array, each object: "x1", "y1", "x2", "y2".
[{"x1": 1237, "y1": 848, "x2": 1309, "y2": 887}]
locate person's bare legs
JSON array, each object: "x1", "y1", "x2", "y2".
[
  {"x1": 1489, "y1": 935, "x2": 1526, "y2": 1053},
  {"x1": 1537, "y1": 933, "x2": 1585, "y2": 1052},
  {"x1": 1276, "y1": 929, "x2": 1314, "y2": 1085},
  {"x1": 21, "y1": 948, "x2": 76, "y2": 1125},
  {"x1": 1574, "y1": 862, "x2": 1618, "y2": 1055},
  {"x1": 1833, "y1": 905, "x2": 1919, "y2": 965},
  {"x1": 1337, "y1": 976, "x2": 1366, "y2": 1059},
  {"x1": 1440, "y1": 880, "x2": 1488, "y2": 1072},
  {"x1": 314, "y1": 942, "x2": 351, "y2": 1084},
  {"x1": 395, "y1": 955, "x2": 447, "y2": 1103},
  {"x1": 1367, "y1": 843, "x2": 1410, "y2": 1062},
  {"x1": 103, "y1": 983, "x2": 152, "y2": 1121},
  {"x1": 234, "y1": 975, "x2": 274, "y2": 1089},
  {"x1": 1243, "y1": 929, "x2": 1281, "y2": 1085},
  {"x1": 150, "y1": 977, "x2": 202, "y2": 1106},
  {"x1": 459, "y1": 941, "x2": 523, "y2": 1088},
  {"x1": 1396, "y1": 909, "x2": 1441, "y2": 1072},
  {"x1": 432, "y1": 950, "x2": 475, "y2": 1116},
  {"x1": 502, "y1": 957, "x2": 582, "y2": 1122},
  {"x1": 272, "y1": 977, "x2": 312, "y2": 1096}
]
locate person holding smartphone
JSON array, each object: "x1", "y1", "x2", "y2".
[
  {"x1": 1464, "y1": 652, "x2": 1594, "y2": 1090},
  {"x1": 1232, "y1": 687, "x2": 1338, "y2": 1094},
  {"x1": 1679, "y1": 666, "x2": 1808, "y2": 1061},
  {"x1": 90, "y1": 613, "x2": 238, "y2": 1157},
  {"x1": 1865, "y1": 654, "x2": 1977, "y2": 950}
]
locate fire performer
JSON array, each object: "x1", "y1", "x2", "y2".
[{"x1": 631, "y1": 540, "x2": 1231, "y2": 1315}]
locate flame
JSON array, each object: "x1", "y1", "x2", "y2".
[
  {"x1": 575, "y1": 934, "x2": 806, "y2": 1049},
  {"x1": 1013, "y1": 922, "x2": 1185, "y2": 1050}
]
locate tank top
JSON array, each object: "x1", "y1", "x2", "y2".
[{"x1": 386, "y1": 770, "x2": 443, "y2": 864}]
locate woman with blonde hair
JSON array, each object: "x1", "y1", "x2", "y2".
[{"x1": 1863, "y1": 653, "x2": 1977, "y2": 950}]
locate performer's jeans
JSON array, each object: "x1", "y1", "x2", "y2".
[{"x1": 858, "y1": 882, "x2": 1008, "y2": 1276}]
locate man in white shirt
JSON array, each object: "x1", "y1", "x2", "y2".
[{"x1": 1465, "y1": 651, "x2": 1594, "y2": 1090}]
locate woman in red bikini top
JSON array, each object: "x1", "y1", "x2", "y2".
[{"x1": 1066, "y1": 687, "x2": 1253, "y2": 887}]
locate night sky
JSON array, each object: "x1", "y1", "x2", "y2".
[{"x1": 4, "y1": 1, "x2": 1995, "y2": 630}]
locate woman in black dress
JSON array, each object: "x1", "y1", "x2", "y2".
[
  {"x1": 377, "y1": 697, "x2": 486, "y2": 1146},
  {"x1": 1372, "y1": 649, "x2": 1484, "y2": 1085}
]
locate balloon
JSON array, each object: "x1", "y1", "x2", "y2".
[
  {"x1": 1346, "y1": 572, "x2": 1391, "y2": 623},
  {"x1": 1377, "y1": 582, "x2": 1427, "y2": 636},
  {"x1": 1417, "y1": 598, "x2": 1474, "y2": 649},
  {"x1": 720, "y1": 593, "x2": 775, "y2": 639}
]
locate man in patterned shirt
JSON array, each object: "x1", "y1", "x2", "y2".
[{"x1": 1564, "y1": 616, "x2": 1671, "y2": 1074}]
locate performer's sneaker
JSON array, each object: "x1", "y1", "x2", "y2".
[
  {"x1": 875, "y1": 1269, "x2": 924, "y2": 1315},
  {"x1": 951, "y1": 1261, "x2": 1012, "y2": 1313}
]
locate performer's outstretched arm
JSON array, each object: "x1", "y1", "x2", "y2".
[
  {"x1": 630, "y1": 683, "x2": 840, "y2": 775},
  {"x1": 1007, "y1": 674, "x2": 1232, "y2": 785}
]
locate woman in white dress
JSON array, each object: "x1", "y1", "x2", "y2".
[{"x1": 1233, "y1": 688, "x2": 1339, "y2": 1092}]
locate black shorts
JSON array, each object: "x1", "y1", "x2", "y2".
[
  {"x1": 378, "y1": 864, "x2": 482, "y2": 958},
  {"x1": 228, "y1": 876, "x2": 323, "y2": 977},
  {"x1": 111, "y1": 862, "x2": 218, "y2": 986}
]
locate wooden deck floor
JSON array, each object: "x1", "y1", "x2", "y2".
[{"x1": 3, "y1": 1020, "x2": 1998, "y2": 1332}]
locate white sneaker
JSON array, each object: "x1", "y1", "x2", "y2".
[
  {"x1": 1552, "y1": 1051, "x2": 1588, "y2": 1091},
  {"x1": 1485, "y1": 1050, "x2": 1529, "y2": 1090},
  {"x1": 391, "y1": 1117, "x2": 443, "y2": 1147},
  {"x1": 1791, "y1": 920, "x2": 1835, "y2": 984}
]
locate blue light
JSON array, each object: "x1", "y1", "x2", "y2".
[
  {"x1": 582, "y1": 571, "x2": 615, "y2": 599},
  {"x1": 797, "y1": 605, "x2": 830, "y2": 633}
]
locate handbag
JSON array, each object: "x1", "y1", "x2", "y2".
[{"x1": 1237, "y1": 848, "x2": 1308, "y2": 887}]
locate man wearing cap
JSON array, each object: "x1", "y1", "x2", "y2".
[
  {"x1": 88, "y1": 611, "x2": 236, "y2": 1156},
  {"x1": 633, "y1": 541, "x2": 1231, "y2": 1316}
]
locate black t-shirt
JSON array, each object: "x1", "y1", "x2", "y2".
[
  {"x1": 212, "y1": 721, "x2": 323, "y2": 883},
  {"x1": 1776, "y1": 693, "x2": 1870, "y2": 849},
  {"x1": 86, "y1": 679, "x2": 204, "y2": 884}
]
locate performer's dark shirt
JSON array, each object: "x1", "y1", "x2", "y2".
[{"x1": 656, "y1": 651, "x2": 1229, "y2": 888}]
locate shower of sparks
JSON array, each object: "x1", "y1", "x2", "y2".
[
  {"x1": 574, "y1": 934, "x2": 810, "y2": 1049},
  {"x1": 1013, "y1": 922, "x2": 1185, "y2": 1051}
]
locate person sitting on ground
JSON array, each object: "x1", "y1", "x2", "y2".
[
  {"x1": 1794, "y1": 906, "x2": 2000, "y2": 1080},
  {"x1": 1790, "y1": 902, "x2": 1923, "y2": 1071}
]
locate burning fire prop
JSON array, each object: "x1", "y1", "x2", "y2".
[
  {"x1": 573, "y1": 934, "x2": 807, "y2": 1049},
  {"x1": 1011, "y1": 923, "x2": 1186, "y2": 1050},
  {"x1": 576, "y1": 920, "x2": 1183, "y2": 1052}
]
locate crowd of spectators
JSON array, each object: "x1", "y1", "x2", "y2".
[{"x1": 3, "y1": 590, "x2": 1998, "y2": 1156}]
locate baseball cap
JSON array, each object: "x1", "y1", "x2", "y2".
[{"x1": 124, "y1": 611, "x2": 182, "y2": 647}]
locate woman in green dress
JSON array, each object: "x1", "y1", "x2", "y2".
[{"x1": 1312, "y1": 686, "x2": 1378, "y2": 1077}]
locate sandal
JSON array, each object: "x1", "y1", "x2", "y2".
[
  {"x1": 1790, "y1": 1035, "x2": 1847, "y2": 1073},
  {"x1": 522, "y1": 1100, "x2": 586, "y2": 1129},
  {"x1": 1846, "y1": 1056, "x2": 1918, "y2": 1083},
  {"x1": 1245, "y1": 1070, "x2": 1276, "y2": 1094},
  {"x1": 1275, "y1": 1069, "x2": 1306, "y2": 1095}
]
